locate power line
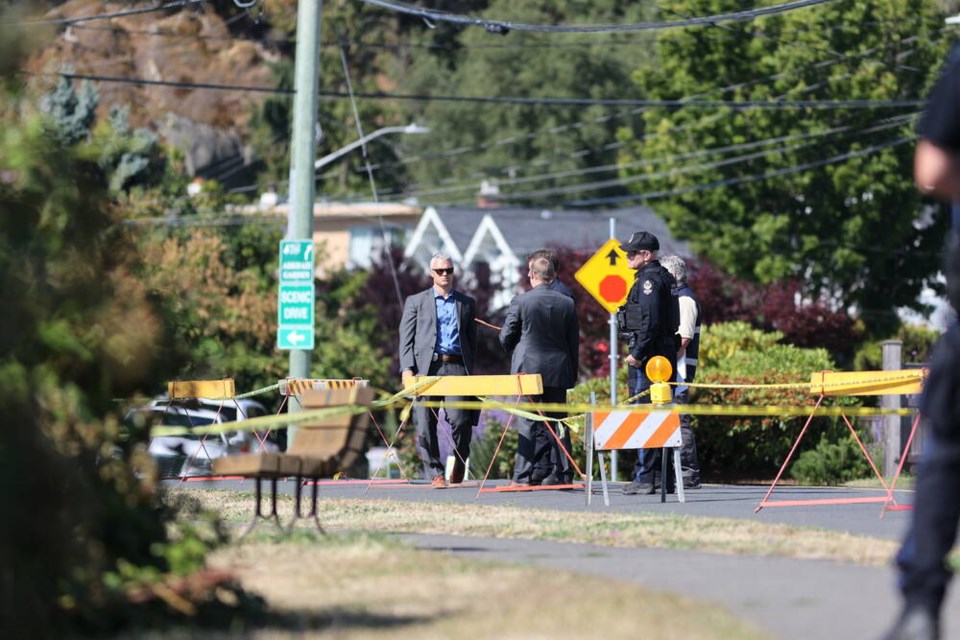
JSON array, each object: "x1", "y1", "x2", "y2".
[
  {"x1": 358, "y1": 0, "x2": 839, "y2": 34},
  {"x1": 363, "y1": 33, "x2": 941, "y2": 180},
  {"x1": 6, "y1": 0, "x2": 211, "y2": 26},
  {"x1": 387, "y1": 115, "x2": 916, "y2": 202},
  {"x1": 336, "y1": 34, "x2": 406, "y2": 307},
  {"x1": 568, "y1": 136, "x2": 914, "y2": 207},
  {"x1": 501, "y1": 122, "x2": 912, "y2": 202},
  {"x1": 66, "y1": 14, "x2": 932, "y2": 52},
  {"x1": 35, "y1": 71, "x2": 927, "y2": 109},
  {"x1": 349, "y1": 114, "x2": 914, "y2": 203},
  {"x1": 35, "y1": 71, "x2": 294, "y2": 94},
  {"x1": 362, "y1": 85, "x2": 917, "y2": 110}
]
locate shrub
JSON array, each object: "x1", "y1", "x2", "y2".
[
  {"x1": 692, "y1": 323, "x2": 862, "y2": 481},
  {"x1": 790, "y1": 433, "x2": 872, "y2": 485}
]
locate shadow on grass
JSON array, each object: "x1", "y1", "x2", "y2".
[
  {"x1": 259, "y1": 607, "x2": 437, "y2": 632},
  {"x1": 124, "y1": 606, "x2": 437, "y2": 638}
]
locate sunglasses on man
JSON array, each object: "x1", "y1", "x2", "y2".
[{"x1": 433, "y1": 268, "x2": 454, "y2": 275}]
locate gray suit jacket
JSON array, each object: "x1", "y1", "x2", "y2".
[
  {"x1": 499, "y1": 284, "x2": 579, "y2": 389},
  {"x1": 399, "y1": 287, "x2": 478, "y2": 376}
]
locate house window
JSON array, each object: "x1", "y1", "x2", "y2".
[{"x1": 348, "y1": 225, "x2": 408, "y2": 269}]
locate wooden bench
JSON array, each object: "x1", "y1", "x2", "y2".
[{"x1": 213, "y1": 385, "x2": 374, "y2": 536}]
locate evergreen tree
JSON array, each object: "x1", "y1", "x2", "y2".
[{"x1": 41, "y1": 75, "x2": 98, "y2": 145}]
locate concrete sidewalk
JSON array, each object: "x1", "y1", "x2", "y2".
[{"x1": 402, "y1": 533, "x2": 946, "y2": 640}]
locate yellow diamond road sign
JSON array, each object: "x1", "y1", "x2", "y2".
[{"x1": 574, "y1": 238, "x2": 636, "y2": 314}]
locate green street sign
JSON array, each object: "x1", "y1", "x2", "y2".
[
  {"x1": 278, "y1": 240, "x2": 315, "y2": 350},
  {"x1": 279, "y1": 240, "x2": 314, "y2": 283},
  {"x1": 277, "y1": 284, "x2": 315, "y2": 350},
  {"x1": 278, "y1": 326, "x2": 314, "y2": 350}
]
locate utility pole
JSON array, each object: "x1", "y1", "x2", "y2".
[
  {"x1": 882, "y1": 339, "x2": 903, "y2": 478},
  {"x1": 286, "y1": 0, "x2": 323, "y2": 441}
]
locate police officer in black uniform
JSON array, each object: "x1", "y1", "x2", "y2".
[
  {"x1": 616, "y1": 231, "x2": 680, "y2": 496},
  {"x1": 882, "y1": 44, "x2": 960, "y2": 640}
]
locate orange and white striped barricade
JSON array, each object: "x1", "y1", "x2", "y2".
[
  {"x1": 756, "y1": 369, "x2": 925, "y2": 513},
  {"x1": 586, "y1": 405, "x2": 684, "y2": 506},
  {"x1": 162, "y1": 378, "x2": 242, "y2": 481}
]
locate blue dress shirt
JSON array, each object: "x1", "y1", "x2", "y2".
[{"x1": 434, "y1": 291, "x2": 462, "y2": 355}]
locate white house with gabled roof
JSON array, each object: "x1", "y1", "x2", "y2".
[{"x1": 405, "y1": 204, "x2": 690, "y2": 308}]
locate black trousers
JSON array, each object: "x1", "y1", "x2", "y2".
[
  {"x1": 675, "y1": 386, "x2": 701, "y2": 484},
  {"x1": 896, "y1": 323, "x2": 960, "y2": 614},
  {"x1": 513, "y1": 386, "x2": 567, "y2": 483},
  {"x1": 412, "y1": 359, "x2": 477, "y2": 479}
]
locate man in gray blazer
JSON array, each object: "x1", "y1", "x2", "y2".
[
  {"x1": 500, "y1": 255, "x2": 580, "y2": 486},
  {"x1": 399, "y1": 253, "x2": 478, "y2": 488}
]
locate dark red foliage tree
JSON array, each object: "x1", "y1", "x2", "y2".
[
  {"x1": 759, "y1": 280, "x2": 860, "y2": 361},
  {"x1": 687, "y1": 258, "x2": 860, "y2": 363}
]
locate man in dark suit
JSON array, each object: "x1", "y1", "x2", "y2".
[
  {"x1": 500, "y1": 255, "x2": 580, "y2": 486},
  {"x1": 399, "y1": 253, "x2": 478, "y2": 488}
]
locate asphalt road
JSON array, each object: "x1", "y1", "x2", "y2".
[{"x1": 174, "y1": 478, "x2": 960, "y2": 640}]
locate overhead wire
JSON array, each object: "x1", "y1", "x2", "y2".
[
  {"x1": 37, "y1": 19, "x2": 943, "y2": 185},
  {"x1": 569, "y1": 136, "x2": 914, "y2": 207},
  {"x1": 350, "y1": 113, "x2": 916, "y2": 204},
  {"x1": 6, "y1": 0, "x2": 212, "y2": 26},
  {"x1": 379, "y1": 114, "x2": 916, "y2": 202},
  {"x1": 499, "y1": 120, "x2": 915, "y2": 202},
  {"x1": 336, "y1": 32, "x2": 405, "y2": 305},
  {"x1": 357, "y1": 0, "x2": 839, "y2": 34},
  {"x1": 31, "y1": 0, "x2": 938, "y2": 230},
  {"x1": 27, "y1": 71, "x2": 928, "y2": 108},
  {"x1": 358, "y1": 31, "x2": 917, "y2": 198},
  {"x1": 358, "y1": 30, "x2": 946, "y2": 183}
]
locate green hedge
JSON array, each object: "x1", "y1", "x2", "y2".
[{"x1": 693, "y1": 322, "x2": 865, "y2": 481}]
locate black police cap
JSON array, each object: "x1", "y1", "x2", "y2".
[{"x1": 619, "y1": 231, "x2": 660, "y2": 252}]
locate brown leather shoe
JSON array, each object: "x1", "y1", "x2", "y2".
[
  {"x1": 449, "y1": 459, "x2": 465, "y2": 484},
  {"x1": 431, "y1": 474, "x2": 447, "y2": 489}
]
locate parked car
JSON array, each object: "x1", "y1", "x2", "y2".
[{"x1": 125, "y1": 397, "x2": 277, "y2": 478}]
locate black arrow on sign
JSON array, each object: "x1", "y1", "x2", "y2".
[{"x1": 606, "y1": 249, "x2": 619, "y2": 266}]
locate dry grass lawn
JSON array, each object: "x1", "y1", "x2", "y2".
[
  {"x1": 200, "y1": 532, "x2": 770, "y2": 640},
  {"x1": 156, "y1": 488, "x2": 905, "y2": 639},
  {"x1": 180, "y1": 488, "x2": 898, "y2": 566}
]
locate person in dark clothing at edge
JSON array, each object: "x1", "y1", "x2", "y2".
[
  {"x1": 526, "y1": 248, "x2": 576, "y2": 482},
  {"x1": 881, "y1": 44, "x2": 960, "y2": 640},
  {"x1": 616, "y1": 231, "x2": 680, "y2": 496}
]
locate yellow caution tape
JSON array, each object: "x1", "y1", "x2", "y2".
[
  {"x1": 146, "y1": 373, "x2": 921, "y2": 439},
  {"x1": 409, "y1": 399, "x2": 917, "y2": 419},
  {"x1": 669, "y1": 371, "x2": 926, "y2": 391}
]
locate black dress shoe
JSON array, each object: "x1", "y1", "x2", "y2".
[
  {"x1": 538, "y1": 474, "x2": 561, "y2": 486},
  {"x1": 529, "y1": 469, "x2": 553, "y2": 485},
  {"x1": 622, "y1": 481, "x2": 655, "y2": 495},
  {"x1": 881, "y1": 606, "x2": 940, "y2": 640}
]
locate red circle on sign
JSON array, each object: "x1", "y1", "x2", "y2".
[{"x1": 599, "y1": 275, "x2": 627, "y2": 302}]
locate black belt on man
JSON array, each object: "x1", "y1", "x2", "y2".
[{"x1": 433, "y1": 353, "x2": 463, "y2": 364}]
